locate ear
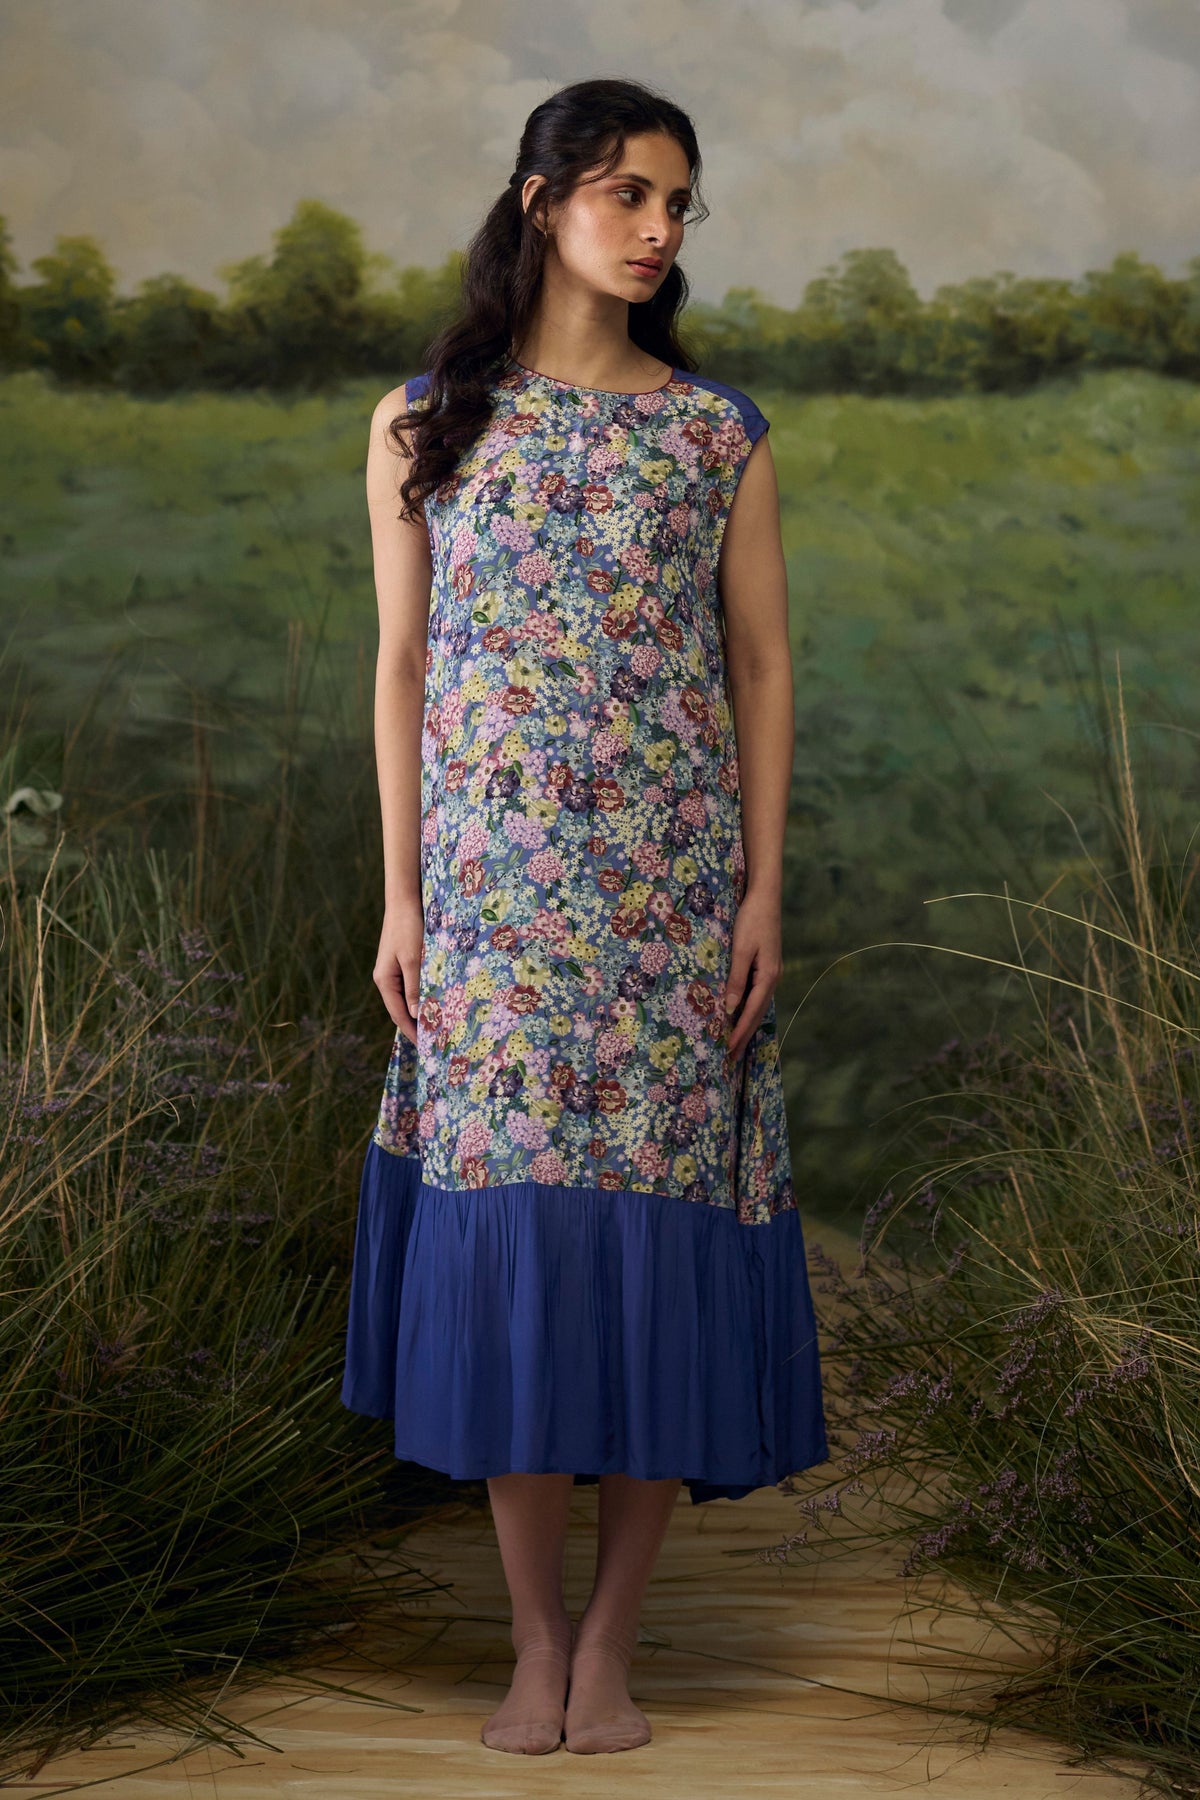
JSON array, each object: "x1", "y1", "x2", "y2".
[{"x1": 521, "y1": 174, "x2": 550, "y2": 235}]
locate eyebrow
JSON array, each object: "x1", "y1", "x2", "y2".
[{"x1": 610, "y1": 170, "x2": 693, "y2": 200}]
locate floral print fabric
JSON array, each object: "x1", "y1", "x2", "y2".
[{"x1": 372, "y1": 358, "x2": 797, "y2": 1227}]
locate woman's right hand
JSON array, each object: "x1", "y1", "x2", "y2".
[{"x1": 374, "y1": 899, "x2": 425, "y2": 1043}]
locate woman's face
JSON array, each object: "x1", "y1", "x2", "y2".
[{"x1": 528, "y1": 130, "x2": 693, "y2": 302}]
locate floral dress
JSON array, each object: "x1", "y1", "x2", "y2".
[{"x1": 341, "y1": 356, "x2": 828, "y2": 1504}]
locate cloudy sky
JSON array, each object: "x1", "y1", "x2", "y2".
[{"x1": 2, "y1": 0, "x2": 1198, "y2": 308}]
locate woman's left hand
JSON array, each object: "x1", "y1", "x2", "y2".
[{"x1": 722, "y1": 888, "x2": 784, "y2": 1061}]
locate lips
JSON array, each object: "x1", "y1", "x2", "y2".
[{"x1": 628, "y1": 258, "x2": 662, "y2": 273}]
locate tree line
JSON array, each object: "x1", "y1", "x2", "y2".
[{"x1": 1, "y1": 196, "x2": 1198, "y2": 397}]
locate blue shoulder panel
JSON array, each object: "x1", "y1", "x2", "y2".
[
  {"x1": 405, "y1": 370, "x2": 433, "y2": 401},
  {"x1": 683, "y1": 371, "x2": 769, "y2": 446}
]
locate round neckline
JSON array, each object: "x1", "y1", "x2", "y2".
[{"x1": 508, "y1": 356, "x2": 677, "y2": 396}]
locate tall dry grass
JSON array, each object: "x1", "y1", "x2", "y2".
[
  {"x1": 0, "y1": 624, "x2": 472, "y2": 1781},
  {"x1": 768, "y1": 666, "x2": 1200, "y2": 1797}
]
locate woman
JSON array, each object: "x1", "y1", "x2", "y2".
[{"x1": 341, "y1": 76, "x2": 828, "y2": 1756}]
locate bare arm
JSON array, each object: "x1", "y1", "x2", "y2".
[
  {"x1": 717, "y1": 434, "x2": 794, "y2": 1056},
  {"x1": 366, "y1": 382, "x2": 433, "y2": 1037}
]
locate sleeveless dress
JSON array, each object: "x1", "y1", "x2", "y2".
[{"x1": 340, "y1": 356, "x2": 829, "y2": 1503}]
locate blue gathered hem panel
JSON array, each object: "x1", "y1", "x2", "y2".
[{"x1": 340, "y1": 1134, "x2": 830, "y2": 1506}]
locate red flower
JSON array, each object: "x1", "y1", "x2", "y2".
[
  {"x1": 665, "y1": 911, "x2": 692, "y2": 945},
  {"x1": 592, "y1": 779, "x2": 625, "y2": 812},
  {"x1": 687, "y1": 979, "x2": 716, "y2": 1017},
  {"x1": 679, "y1": 686, "x2": 709, "y2": 724},
  {"x1": 601, "y1": 608, "x2": 639, "y2": 640}
]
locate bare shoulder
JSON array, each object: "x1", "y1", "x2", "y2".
[
  {"x1": 367, "y1": 382, "x2": 416, "y2": 505},
  {"x1": 373, "y1": 380, "x2": 409, "y2": 422},
  {"x1": 370, "y1": 382, "x2": 412, "y2": 453}
]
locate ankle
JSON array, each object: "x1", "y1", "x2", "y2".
[
  {"x1": 511, "y1": 1613, "x2": 571, "y2": 1659},
  {"x1": 571, "y1": 1616, "x2": 638, "y2": 1664}
]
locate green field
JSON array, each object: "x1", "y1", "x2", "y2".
[{"x1": 3, "y1": 364, "x2": 1198, "y2": 1215}]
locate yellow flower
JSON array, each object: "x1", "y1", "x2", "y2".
[
  {"x1": 673, "y1": 1153, "x2": 698, "y2": 1185},
  {"x1": 611, "y1": 583, "x2": 642, "y2": 614},
  {"x1": 648, "y1": 1034, "x2": 680, "y2": 1070},
  {"x1": 505, "y1": 652, "x2": 542, "y2": 688},
  {"x1": 480, "y1": 888, "x2": 512, "y2": 924},
  {"x1": 465, "y1": 971, "x2": 497, "y2": 1001},
  {"x1": 544, "y1": 713, "x2": 566, "y2": 734},
  {"x1": 609, "y1": 715, "x2": 634, "y2": 745},
  {"x1": 501, "y1": 729, "x2": 528, "y2": 761},
  {"x1": 565, "y1": 934, "x2": 597, "y2": 959},
  {"x1": 674, "y1": 854, "x2": 698, "y2": 883},
  {"x1": 461, "y1": 670, "x2": 489, "y2": 702},
  {"x1": 425, "y1": 947, "x2": 448, "y2": 987},
  {"x1": 549, "y1": 1013, "x2": 573, "y2": 1035},
  {"x1": 638, "y1": 458, "x2": 672, "y2": 482},
  {"x1": 530, "y1": 1096, "x2": 562, "y2": 1125},
  {"x1": 695, "y1": 935, "x2": 720, "y2": 973},
  {"x1": 614, "y1": 1015, "x2": 638, "y2": 1042},
  {"x1": 663, "y1": 564, "x2": 681, "y2": 594},
  {"x1": 625, "y1": 879, "x2": 652, "y2": 907},
  {"x1": 514, "y1": 954, "x2": 548, "y2": 987},
  {"x1": 514, "y1": 500, "x2": 548, "y2": 527},
  {"x1": 528, "y1": 796, "x2": 558, "y2": 824},
  {"x1": 645, "y1": 739, "x2": 676, "y2": 771},
  {"x1": 507, "y1": 1028, "x2": 532, "y2": 1059}
]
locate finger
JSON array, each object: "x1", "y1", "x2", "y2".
[
  {"x1": 723, "y1": 959, "x2": 749, "y2": 1018},
  {"x1": 727, "y1": 997, "x2": 764, "y2": 1059},
  {"x1": 726, "y1": 966, "x2": 775, "y2": 1057},
  {"x1": 374, "y1": 964, "x2": 408, "y2": 1030},
  {"x1": 400, "y1": 958, "x2": 421, "y2": 1021}
]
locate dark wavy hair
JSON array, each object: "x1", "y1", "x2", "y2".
[{"x1": 389, "y1": 77, "x2": 710, "y2": 524}]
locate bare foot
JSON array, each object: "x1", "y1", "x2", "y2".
[
  {"x1": 480, "y1": 1615, "x2": 572, "y2": 1754},
  {"x1": 564, "y1": 1619, "x2": 651, "y2": 1754}
]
